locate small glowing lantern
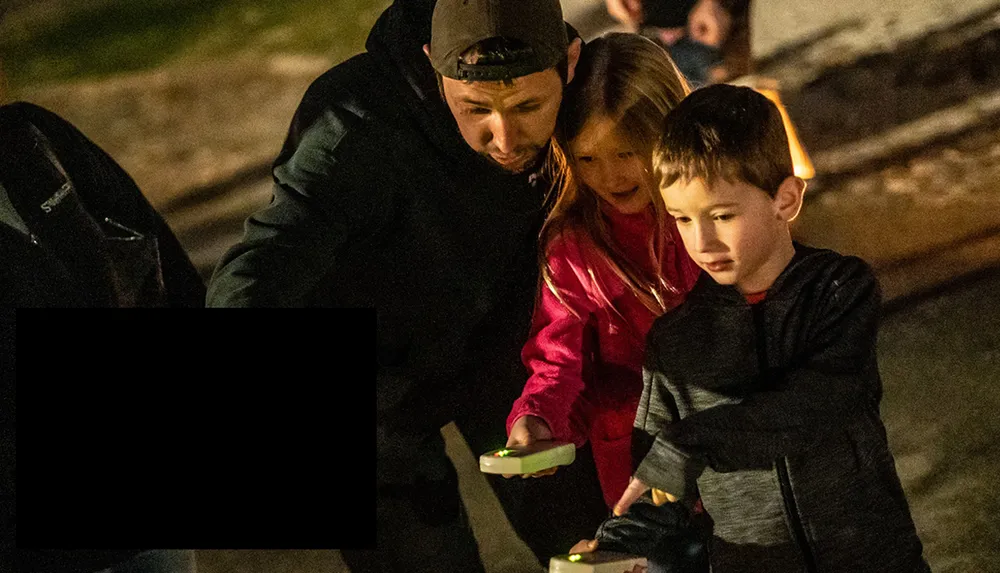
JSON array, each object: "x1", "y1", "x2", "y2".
[{"x1": 730, "y1": 76, "x2": 815, "y2": 180}]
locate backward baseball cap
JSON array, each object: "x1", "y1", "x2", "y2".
[{"x1": 429, "y1": 0, "x2": 568, "y2": 82}]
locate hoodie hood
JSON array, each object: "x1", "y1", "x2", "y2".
[
  {"x1": 365, "y1": 0, "x2": 481, "y2": 165},
  {"x1": 365, "y1": 0, "x2": 439, "y2": 109}
]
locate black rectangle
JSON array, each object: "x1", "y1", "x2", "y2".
[{"x1": 11, "y1": 309, "x2": 375, "y2": 550}]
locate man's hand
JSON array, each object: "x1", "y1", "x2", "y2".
[
  {"x1": 504, "y1": 415, "x2": 558, "y2": 478},
  {"x1": 687, "y1": 0, "x2": 732, "y2": 48},
  {"x1": 605, "y1": 0, "x2": 644, "y2": 30}
]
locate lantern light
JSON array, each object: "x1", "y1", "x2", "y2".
[{"x1": 729, "y1": 76, "x2": 815, "y2": 180}]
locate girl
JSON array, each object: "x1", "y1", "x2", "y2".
[{"x1": 505, "y1": 32, "x2": 702, "y2": 511}]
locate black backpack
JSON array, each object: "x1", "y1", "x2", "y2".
[{"x1": 0, "y1": 102, "x2": 205, "y2": 307}]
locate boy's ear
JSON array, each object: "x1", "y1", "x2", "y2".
[
  {"x1": 775, "y1": 175, "x2": 806, "y2": 222},
  {"x1": 422, "y1": 44, "x2": 431, "y2": 60}
]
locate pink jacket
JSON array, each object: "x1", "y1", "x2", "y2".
[{"x1": 507, "y1": 205, "x2": 701, "y2": 508}]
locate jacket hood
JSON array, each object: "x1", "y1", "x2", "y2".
[
  {"x1": 365, "y1": 0, "x2": 439, "y2": 110},
  {"x1": 364, "y1": 0, "x2": 482, "y2": 165}
]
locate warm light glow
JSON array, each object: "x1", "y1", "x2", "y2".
[
  {"x1": 651, "y1": 488, "x2": 672, "y2": 506},
  {"x1": 568, "y1": 554, "x2": 582, "y2": 562},
  {"x1": 729, "y1": 77, "x2": 816, "y2": 180}
]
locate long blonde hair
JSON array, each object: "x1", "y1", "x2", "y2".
[{"x1": 540, "y1": 32, "x2": 691, "y2": 316}]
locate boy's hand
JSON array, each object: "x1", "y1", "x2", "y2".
[
  {"x1": 504, "y1": 415, "x2": 559, "y2": 478},
  {"x1": 614, "y1": 476, "x2": 670, "y2": 516}
]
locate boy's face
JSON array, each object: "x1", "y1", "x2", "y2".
[{"x1": 661, "y1": 175, "x2": 804, "y2": 294}]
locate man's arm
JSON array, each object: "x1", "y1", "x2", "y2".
[{"x1": 206, "y1": 106, "x2": 389, "y2": 307}]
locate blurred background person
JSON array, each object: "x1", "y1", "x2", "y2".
[{"x1": 604, "y1": 0, "x2": 750, "y2": 85}]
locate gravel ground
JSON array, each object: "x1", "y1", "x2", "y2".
[
  {"x1": 13, "y1": 52, "x2": 333, "y2": 210},
  {"x1": 795, "y1": 116, "x2": 1000, "y2": 287},
  {"x1": 878, "y1": 269, "x2": 1000, "y2": 573}
]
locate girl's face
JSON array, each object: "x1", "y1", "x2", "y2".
[{"x1": 569, "y1": 115, "x2": 654, "y2": 215}]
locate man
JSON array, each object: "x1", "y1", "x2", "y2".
[{"x1": 206, "y1": 0, "x2": 609, "y2": 570}]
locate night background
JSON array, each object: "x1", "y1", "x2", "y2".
[{"x1": 3, "y1": 0, "x2": 999, "y2": 571}]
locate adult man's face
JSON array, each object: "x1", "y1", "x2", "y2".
[
  {"x1": 441, "y1": 69, "x2": 563, "y2": 174},
  {"x1": 426, "y1": 39, "x2": 580, "y2": 174}
]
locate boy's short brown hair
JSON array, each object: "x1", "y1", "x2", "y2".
[{"x1": 653, "y1": 84, "x2": 792, "y2": 197}]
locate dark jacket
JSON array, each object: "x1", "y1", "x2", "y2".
[
  {"x1": 205, "y1": 0, "x2": 561, "y2": 480},
  {"x1": 0, "y1": 102, "x2": 205, "y2": 308},
  {"x1": 599, "y1": 244, "x2": 928, "y2": 572},
  {"x1": 1, "y1": 104, "x2": 203, "y2": 573},
  {"x1": 15, "y1": 551, "x2": 147, "y2": 573}
]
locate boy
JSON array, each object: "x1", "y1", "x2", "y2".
[{"x1": 574, "y1": 84, "x2": 930, "y2": 572}]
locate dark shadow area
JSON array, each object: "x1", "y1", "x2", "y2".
[
  {"x1": 882, "y1": 262, "x2": 1000, "y2": 317},
  {"x1": 804, "y1": 110, "x2": 1000, "y2": 188},
  {"x1": 773, "y1": 4, "x2": 1000, "y2": 153},
  {"x1": 159, "y1": 161, "x2": 273, "y2": 215},
  {"x1": 876, "y1": 224, "x2": 1000, "y2": 277},
  {"x1": 754, "y1": 19, "x2": 866, "y2": 72}
]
